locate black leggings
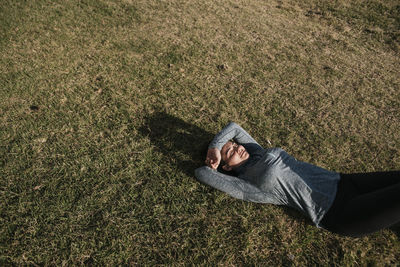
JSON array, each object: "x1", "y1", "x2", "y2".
[{"x1": 320, "y1": 171, "x2": 400, "y2": 237}]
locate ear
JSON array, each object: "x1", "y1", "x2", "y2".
[{"x1": 222, "y1": 164, "x2": 232, "y2": 171}]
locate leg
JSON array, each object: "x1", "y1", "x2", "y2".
[
  {"x1": 322, "y1": 172, "x2": 400, "y2": 237},
  {"x1": 341, "y1": 171, "x2": 400, "y2": 194},
  {"x1": 332, "y1": 182, "x2": 400, "y2": 237}
]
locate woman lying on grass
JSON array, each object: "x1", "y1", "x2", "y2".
[{"x1": 195, "y1": 122, "x2": 400, "y2": 237}]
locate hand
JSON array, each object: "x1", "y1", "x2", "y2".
[{"x1": 205, "y1": 148, "x2": 221, "y2": 170}]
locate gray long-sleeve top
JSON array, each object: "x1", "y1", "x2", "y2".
[{"x1": 195, "y1": 122, "x2": 341, "y2": 227}]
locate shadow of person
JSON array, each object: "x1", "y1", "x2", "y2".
[
  {"x1": 138, "y1": 112, "x2": 214, "y2": 177},
  {"x1": 389, "y1": 223, "x2": 400, "y2": 239}
]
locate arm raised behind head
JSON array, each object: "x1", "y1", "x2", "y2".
[
  {"x1": 208, "y1": 122, "x2": 262, "y2": 151},
  {"x1": 205, "y1": 122, "x2": 264, "y2": 169},
  {"x1": 195, "y1": 166, "x2": 273, "y2": 203}
]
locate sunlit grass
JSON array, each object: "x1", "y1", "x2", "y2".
[{"x1": 1, "y1": 0, "x2": 399, "y2": 265}]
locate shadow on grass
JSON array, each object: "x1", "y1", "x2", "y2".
[
  {"x1": 138, "y1": 112, "x2": 214, "y2": 177},
  {"x1": 390, "y1": 223, "x2": 400, "y2": 239}
]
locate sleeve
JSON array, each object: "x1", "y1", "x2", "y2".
[
  {"x1": 208, "y1": 122, "x2": 263, "y2": 152},
  {"x1": 194, "y1": 166, "x2": 274, "y2": 203}
]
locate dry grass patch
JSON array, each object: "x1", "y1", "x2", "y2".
[{"x1": 1, "y1": 0, "x2": 399, "y2": 265}]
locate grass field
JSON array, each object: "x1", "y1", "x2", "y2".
[{"x1": 1, "y1": 0, "x2": 399, "y2": 265}]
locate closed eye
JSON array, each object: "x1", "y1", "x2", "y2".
[
  {"x1": 226, "y1": 147, "x2": 232, "y2": 158},
  {"x1": 229, "y1": 144, "x2": 237, "y2": 158}
]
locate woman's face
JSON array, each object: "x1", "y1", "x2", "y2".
[{"x1": 221, "y1": 141, "x2": 249, "y2": 171}]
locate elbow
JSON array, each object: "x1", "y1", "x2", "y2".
[
  {"x1": 194, "y1": 167, "x2": 202, "y2": 179},
  {"x1": 194, "y1": 166, "x2": 216, "y2": 184},
  {"x1": 194, "y1": 166, "x2": 209, "y2": 180},
  {"x1": 227, "y1": 121, "x2": 238, "y2": 127}
]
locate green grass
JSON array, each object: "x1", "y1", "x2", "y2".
[{"x1": 1, "y1": 0, "x2": 399, "y2": 265}]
